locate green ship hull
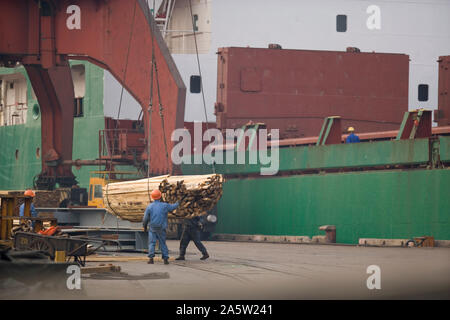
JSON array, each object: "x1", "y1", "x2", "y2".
[{"x1": 182, "y1": 137, "x2": 450, "y2": 244}]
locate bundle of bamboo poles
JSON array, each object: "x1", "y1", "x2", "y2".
[{"x1": 103, "y1": 174, "x2": 224, "y2": 222}]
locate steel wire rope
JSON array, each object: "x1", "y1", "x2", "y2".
[
  {"x1": 188, "y1": 0, "x2": 216, "y2": 174},
  {"x1": 146, "y1": 0, "x2": 156, "y2": 204},
  {"x1": 154, "y1": 58, "x2": 171, "y2": 170},
  {"x1": 104, "y1": 1, "x2": 138, "y2": 232},
  {"x1": 144, "y1": 1, "x2": 175, "y2": 249},
  {"x1": 145, "y1": 0, "x2": 172, "y2": 208}
]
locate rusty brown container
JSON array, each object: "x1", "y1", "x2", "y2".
[
  {"x1": 436, "y1": 56, "x2": 450, "y2": 126},
  {"x1": 215, "y1": 47, "x2": 409, "y2": 138}
]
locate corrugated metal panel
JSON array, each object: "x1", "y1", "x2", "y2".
[{"x1": 439, "y1": 136, "x2": 450, "y2": 162}]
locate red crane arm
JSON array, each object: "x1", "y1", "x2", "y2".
[{"x1": 0, "y1": 0, "x2": 186, "y2": 188}]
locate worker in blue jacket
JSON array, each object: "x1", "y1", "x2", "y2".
[
  {"x1": 345, "y1": 127, "x2": 360, "y2": 143},
  {"x1": 20, "y1": 189, "x2": 38, "y2": 228},
  {"x1": 143, "y1": 189, "x2": 179, "y2": 265}
]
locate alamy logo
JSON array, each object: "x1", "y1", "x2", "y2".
[
  {"x1": 366, "y1": 5, "x2": 381, "y2": 30},
  {"x1": 66, "y1": 265, "x2": 81, "y2": 290},
  {"x1": 366, "y1": 265, "x2": 381, "y2": 290},
  {"x1": 171, "y1": 122, "x2": 280, "y2": 175},
  {"x1": 66, "y1": 5, "x2": 81, "y2": 30}
]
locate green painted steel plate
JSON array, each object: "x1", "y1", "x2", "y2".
[
  {"x1": 214, "y1": 169, "x2": 450, "y2": 244},
  {"x1": 439, "y1": 136, "x2": 450, "y2": 162},
  {"x1": 181, "y1": 139, "x2": 430, "y2": 175}
]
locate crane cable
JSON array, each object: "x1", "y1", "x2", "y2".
[
  {"x1": 150, "y1": 0, "x2": 171, "y2": 170},
  {"x1": 188, "y1": 0, "x2": 216, "y2": 174},
  {"x1": 104, "y1": 1, "x2": 137, "y2": 229},
  {"x1": 155, "y1": 57, "x2": 171, "y2": 171},
  {"x1": 145, "y1": 0, "x2": 171, "y2": 204},
  {"x1": 146, "y1": 0, "x2": 155, "y2": 203}
]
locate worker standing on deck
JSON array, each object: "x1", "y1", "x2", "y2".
[
  {"x1": 175, "y1": 216, "x2": 209, "y2": 261},
  {"x1": 143, "y1": 189, "x2": 179, "y2": 265},
  {"x1": 19, "y1": 189, "x2": 38, "y2": 228},
  {"x1": 345, "y1": 127, "x2": 360, "y2": 143}
]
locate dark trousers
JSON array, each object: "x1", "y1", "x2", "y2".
[{"x1": 179, "y1": 226, "x2": 208, "y2": 257}]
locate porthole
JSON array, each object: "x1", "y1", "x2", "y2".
[{"x1": 32, "y1": 104, "x2": 40, "y2": 120}]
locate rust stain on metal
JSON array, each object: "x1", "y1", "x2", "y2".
[
  {"x1": 216, "y1": 47, "x2": 409, "y2": 139},
  {"x1": 436, "y1": 56, "x2": 450, "y2": 126},
  {"x1": 0, "y1": 0, "x2": 186, "y2": 184}
]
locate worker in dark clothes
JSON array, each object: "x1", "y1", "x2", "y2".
[
  {"x1": 345, "y1": 126, "x2": 360, "y2": 143},
  {"x1": 143, "y1": 189, "x2": 179, "y2": 265},
  {"x1": 175, "y1": 216, "x2": 209, "y2": 261},
  {"x1": 19, "y1": 189, "x2": 38, "y2": 228}
]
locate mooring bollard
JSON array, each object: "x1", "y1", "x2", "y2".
[{"x1": 319, "y1": 225, "x2": 336, "y2": 243}]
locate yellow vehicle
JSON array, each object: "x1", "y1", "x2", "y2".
[{"x1": 88, "y1": 171, "x2": 140, "y2": 208}]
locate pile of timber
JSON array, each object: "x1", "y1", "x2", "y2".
[
  {"x1": 0, "y1": 189, "x2": 70, "y2": 208},
  {"x1": 103, "y1": 174, "x2": 224, "y2": 222}
]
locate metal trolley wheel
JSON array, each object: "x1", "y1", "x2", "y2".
[{"x1": 29, "y1": 238, "x2": 55, "y2": 259}]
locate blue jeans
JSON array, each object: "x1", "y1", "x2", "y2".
[{"x1": 148, "y1": 226, "x2": 169, "y2": 259}]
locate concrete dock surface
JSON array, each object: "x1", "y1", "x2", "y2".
[{"x1": 3, "y1": 240, "x2": 450, "y2": 299}]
